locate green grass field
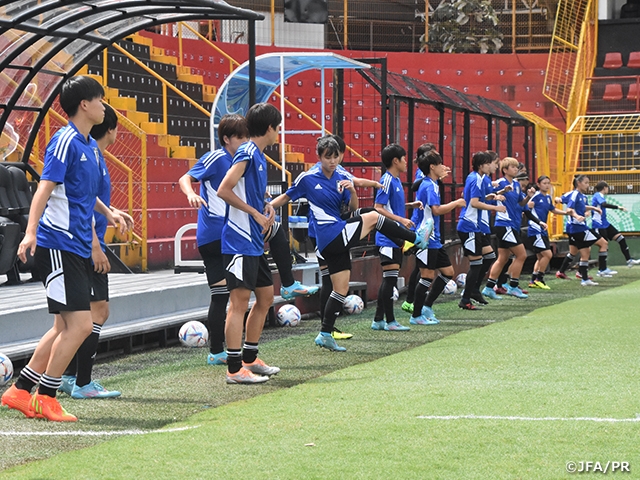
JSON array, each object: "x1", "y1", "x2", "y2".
[{"x1": 2, "y1": 267, "x2": 640, "y2": 478}]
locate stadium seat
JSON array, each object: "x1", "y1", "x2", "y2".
[
  {"x1": 0, "y1": 165, "x2": 20, "y2": 218},
  {"x1": 627, "y1": 82, "x2": 639, "y2": 101},
  {"x1": 0, "y1": 217, "x2": 21, "y2": 276},
  {"x1": 628, "y1": 51, "x2": 640, "y2": 68},
  {"x1": 603, "y1": 52, "x2": 623, "y2": 69},
  {"x1": 603, "y1": 83, "x2": 623, "y2": 101}
]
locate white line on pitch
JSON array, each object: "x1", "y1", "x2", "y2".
[
  {"x1": 417, "y1": 415, "x2": 640, "y2": 423},
  {"x1": 0, "y1": 425, "x2": 200, "y2": 436}
]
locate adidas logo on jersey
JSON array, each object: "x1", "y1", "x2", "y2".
[
  {"x1": 314, "y1": 184, "x2": 323, "y2": 190},
  {"x1": 80, "y1": 153, "x2": 88, "y2": 162},
  {"x1": 258, "y1": 165, "x2": 263, "y2": 171}
]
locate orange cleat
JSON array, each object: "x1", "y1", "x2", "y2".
[
  {"x1": 1, "y1": 384, "x2": 36, "y2": 418},
  {"x1": 30, "y1": 393, "x2": 77, "y2": 422}
]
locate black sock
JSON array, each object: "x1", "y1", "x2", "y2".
[
  {"x1": 559, "y1": 253, "x2": 574, "y2": 273},
  {"x1": 242, "y1": 341, "x2": 259, "y2": 364},
  {"x1": 538, "y1": 272, "x2": 545, "y2": 283},
  {"x1": 485, "y1": 278, "x2": 498, "y2": 290},
  {"x1": 531, "y1": 271, "x2": 539, "y2": 283},
  {"x1": 617, "y1": 235, "x2": 631, "y2": 261},
  {"x1": 425, "y1": 274, "x2": 451, "y2": 308},
  {"x1": 268, "y1": 223, "x2": 295, "y2": 287},
  {"x1": 63, "y1": 353, "x2": 78, "y2": 377},
  {"x1": 75, "y1": 323, "x2": 102, "y2": 388},
  {"x1": 38, "y1": 374, "x2": 62, "y2": 398},
  {"x1": 509, "y1": 277, "x2": 520, "y2": 288},
  {"x1": 579, "y1": 261, "x2": 589, "y2": 281},
  {"x1": 375, "y1": 216, "x2": 415, "y2": 243},
  {"x1": 226, "y1": 348, "x2": 242, "y2": 374},
  {"x1": 599, "y1": 251, "x2": 608, "y2": 271},
  {"x1": 15, "y1": 366, "x2": 41, "y2": 393},
  {"x1": 374, "y1": 280, "x2": 385, "y2": 322},
  {"x1": 381, "y1": 271, "x2": 398, "y2": 323},
  {"x1": 498, "y1": 258, "x2": 511, "y2": 287},
  {"x1": 209, "y1": 286, "x2": 229, "y2": 354},
  {"x1": 476, "y1": 252, "x2": 496, "y2": 292},
  {"x1": 405, "y1": 264, "x2": 420, "y2": 304},
  {"x1": 462, "y1": 259, "x2": 483, "y2": 302},
  {"x1": 319, "y1": 269, "x2": 331, "y2": 319},
  {"x1": 321, "y1": 291, "x2": 346, "y2": 333},
  {"x1": 412, "y1": 278, "x2": 431, "y2": 317}
]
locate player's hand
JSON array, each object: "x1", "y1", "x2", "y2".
[
  {"x1": 527, "y1": 187, "x2": 536, "y2": 196},
  {"x1": 593, "y1": 207, "x2": 602, "y2": 215},
  {"x1": 187, "y1": 193, "x2": 207, "y2": 209},
  {"x1": 374, "y1": 181, "x2": 383, "y2": 189},
  {"x1": 527, "y1": 201, "x2": 535, "y2": 209},
  {"x1": 456, "y1": 198, "x2": 466, "y2": 207},
  {"x1": 400, "y1": 218, "x2": 414, "y2": 229},
  {"x1": 486, "y1": 193, "x2": 496, "y2": 201},
  {"x1": 112, "y1": 208, "x2": 134, "y2": 231},
  {"x1": 407, "y1": 200, "x2": 423, "y2": 210},
  {"x1": 575, "y1": 215, "x2": 585, "y2": 223},
  {"x1": 620, "y1": 206, "x2": 627, "y2": 212},
  {"x1": 540, "y1": 222, "x2": 548, "y2": 231},
  {"x1": 110, "y1": 211, "x2": 128, "y2": 235},
  {"x1": 17, "y1": 231, "x2": 36, "y2": 264},
  {"x1": 92, "y1": 245, "x2": 111, "y2": 274},
  {"x1": 495, "y1": 194, "x2": 506, "y2": 202},
  {"x1": 554, "y1": 196, "x2": 562, "y2": 204},
  {"x1": 503, "y1": 185, "x2": 513, "y2": 192},
  {"x1": 253, "y1": 211, "x2": 271, "y2": 234},
  {"x1": 496, "y1": 205, "x2": 507, "y2": 213},
  {"x1": 263, "y1": 203, "x2": 276, "y2": 228},
  {"x1": 338, "y1": 179, "x2": 356, "y2": 193},
  {"x1": 491, "y1": 180, "x2": 500, "y2": 188}
]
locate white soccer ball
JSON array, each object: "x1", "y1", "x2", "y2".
[
  {"x1": 0, "y1": 352, "x2": 13, "y2": 387},
  {"x1": 178, "y1": 321, "x2": 209, "y2": 348},
  {"x1": 456, "y1": 273, "x2": 467, "y2": 288},
  {"x1": 343, "y1": 294, "x2": 364, "y2": 315},
  {"x1": 277, "y1": 304, "x2": 301, "y2": 327},
  {"x1": 392, "y1": 286, "x2": 399, "y2": 301},
  {"x1": 444, "y1": 279, "x2": 457, "y2": 295}
]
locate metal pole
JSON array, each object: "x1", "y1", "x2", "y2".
[
  {"x1": 333, "y1": 69, "x2": 344, "y2": 138},
  {"x1": 487, "y1": 116, "x2": 493, "y2": 150},
  {"x1": 280, "y1": 55, "x2": 286, "y2": 182},
  {"x1": 407, "y1": 99, "x2": 415, "y2": 200},
  {"x1": 424, "y1": 0, "x2": 429, "y2": 52},
  {"x1": 249, "y1": 20, "x2": 256, "y2": 107},
  {"x1": 178, "y1": 23, "x2": 183, "y2": 66},
  {"x1": 271, "y1": 0, "x2": 275, "y2": 46},
  {"x1": 512, "y1": 0, "x2": 516, "y2": 53},
  {"x1": 343, "y1": 0, "x2": 348, "y2": 50},
  {"x1": 463, "y1": 111, "x2": 471, "y2": 176}
]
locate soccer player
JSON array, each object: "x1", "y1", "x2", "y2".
[
  {"x1": 410, "y1": 148, "x2": 465, "y2": 324},
  {"x1": 481, "y1": 157, "x2": 535, "y2": 299},
  {"x1": 371, "y1": 144, "x2": 415, "y2": 332},
  {"x1": 271, "y1": 136, "x2": 432, "y2": 352},
  {"x1": 60, "y1": 103, "x2": 134, "y2": 399},
  {"x1": 592, "y1": 181, "x2": 640, "y2": 270},
  {"x1": 217, "y1": 103, "x2": 282, "y2": 384},
  {"x1": 1, "y1": 76, "x2": 124, "y2": 421},
  {"x1": 526, "y1": 175, "x2": 571, "y2": 289},
  {"x1": 457, "y1": 151, "x2": 507, "y2": 310}
]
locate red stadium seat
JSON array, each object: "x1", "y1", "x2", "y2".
[
  {"x1": 627, "y1": 82, "x2": 639, "y2": 100},
  {"x1": 603, "y1": 52, "x2": 623, "y2": 69},
  {"x1": 628, "y1": 51, "x2": 640, "y2": 69},
  {"x1": 603, "y1": 83, "x2": 623, "y2": 101}
]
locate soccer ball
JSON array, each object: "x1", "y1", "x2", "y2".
[
  {"x1": 456, "y1": 273, "x2": 467, "y2": 288},
  {"x1": 343, "y1": 294, "x2": 364, "y2": 315},
  {"x1": 277, "y1": 304, "x2": 301, "y2": 327},
  {"x1": 178, "y1": 321, "x2": 209, "y2": 348},
  {"x1": 0, "y1": 352, "x2": 13, "y2": 387},
  {"x1": 392, "y1": 286, "x2": 399, "y2": 301},
  {"x1": 444, "y1": 279, "x2": 457, "y2": 295}
]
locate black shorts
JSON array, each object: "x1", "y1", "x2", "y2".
[
  {"x1": 458, "y1": 231, "x2": 484, "y2": 257},
  {"x1": 378, "y1": 246, "x2": 403, "y2": 267},
  {"x1": 568, "y1": 229, "x2": 600, "y2": 250},
  {"x1": 90, "y1": 270, "x2": 109, "y2": 302},
  {"x1": 199, "y1": 239, "x2": 225, "y2": 285},
  {"x1": 598, "y1": 225, "x2": 620, "y2": 241},
  {"x1": 416, "y1": 247, "x2": 452, "y2": 270},
  {"x1": 530, "y1": 234, "x2": 551, "y2": 254},
  {"x1": 494, "y1": 226, "x2": 522, "y2": 249},
  {"x1": 320, "y1": 217, "x2": 363, "y2": 275},
  {"x1": 224, "y1": 254, "x2": 273, "y2": 291},
  {"x1": 35, "y1": 247, "x2": 93, "y2": 314}
]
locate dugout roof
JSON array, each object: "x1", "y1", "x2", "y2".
[{"x1": 0, "y1": 0, "x2": 263, "y2": 163}]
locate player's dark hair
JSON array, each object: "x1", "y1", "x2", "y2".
[
  {"x1": 595, "y1": 181, "x2": 608, "y2": 192},
  {"x1": 417, "y1": 149, "x2": 443, "y2": 176},
  {"x1": 329, "y1": 134, "x2": 346, "y2": 154},
  {"x1": 416, "y1": 142, "x2": 436, "y2": 158},
  {"x1": 90, "y1": 103, "x2": 118, "y2": 141},
  {"x1": 486, "y1": 150, "x2": 500, "y2": 161},
  {"x1": 59, "y1": 76, "x2": 105, "y2": 117},
  {"x1": 381, "y1": 143, "x2": 406, "y2": 168},
  {"x1": 575, "y1": 174, "x2": 588, "y2": 187},
  {"x1": 316, "y1": 136, "x2": 340, "y2": 158},
  {"x1": 537, "y1": 175, "x2": 550, "y2": 184},
  {"x1": 218, "y1": 114, "x2": 249, "y2": 147},
  {"x1": 472, "y1": 151, "x2": 492, "y2": 171},
  {"x1": 246, "y1": 103, "x2": 282, "y2": 137}
]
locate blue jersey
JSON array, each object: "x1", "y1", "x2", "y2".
[
  {"x1": 37, "y1": 122, "x2": 103, "y2": 258},
  {"x1": 409, "y1": 169, "x2": 425, "y2": 227},
  {"x1": 415, "y1": 176, "x2": 442, "y2": 249},
  {"x1": 480, "y1": 175, "x2": 496, "y2": 234},
  {"x1": 591, "y1": 191, "x2": 608, "y2": 229},
  {"x1": 94, "y1": 151, "x2": 111, "y2": 252},
  {"x1": 494, "y1": 177, "x2": 525, "y2": 230},
  {"x1": 527, "y1": 192, "x2": 554, "y2": 237},
  {"x1": 188, "y1": 148, "x2": 232, "y2": 246},
  {"x1": 306, "y1": 164, "x2": 353, "y2": 240},
  {"x1": 221, "y1": 141, "x2": 268, "y2": 256},
  {"x1": 565, "y1": 190, "x2": 589, "y2": 233},
  {"x1": 285, "y1": 165, "x2": 352, "y2": 253},
  {"x1": 457, "y1": 172, "x2": 485, "y2": 233},
  {"x1": 375, "y1": 172, "x2": 406, "y2": 248}
]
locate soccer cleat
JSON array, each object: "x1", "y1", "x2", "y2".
[
  {"x1": 402, "y1": 241, "x2": 418, "y2": 256},
  {"x1": 371, "y1": 320, "x2": 386, "y2": 330},
  {"x1": 532, "y1": 280, "x2": 551, "y2": 290},
  {"x1": 59, "y1": 375, "x2": 76, "y2": 395},
  {"x1": 401, "y1": 301, "x2": 414, "y2": 313},
  {"x1": 494, "y1": 286, "x2": 508, "y2": 295},
  {"x1": 596, "y1": 270, "x2": 612, "y2": 278},
  {"x1": 414, "y1": 219, "x2": 434, "y2": 250},
  {"x1": 331, "y1": 328, "x2": 353, "y2": 340},
  {"x1": 315, "y1": 333, "x2": 346, "y2": 352},
  {"x1": 481, "y1": 286, "x2": 502, "y2": 300},
  {"x1": 280, "y1": 281, "x2": 319, "y2": 300},
  {"x1": 410, "y1": 315, "x2": 439, "y2": 325},
  {"x1": 226, "y1": 367, "x2": 270, "y2": 384},
  {"x1": 502, "y1": 284, "x2": 528, "y2": 294},
  {"x1": 458, "y1": 300, "x2": 480, "y2": 310},
  {"x1": 581, "y1": 279, "x2": 599, "y2": 286},
  {"x1": 207, "y1": 351, "x2": 228, "y2": 365},
  {"x1": 575, "y1": 272, "x2": 593, "y2": 280},
  {"x1": 506, "y1": 286, "x2": 528, "y2": 298},
  {"x1": 384, "y1": 321, "x2": 410, "y2": 331},
  {"x1": 601, "y1": 268, "x2": 617, "y2": 275},
  {"x1": 627, "y1": 259, "x2": 640, "y2": 267},
  {"x1": 30, "y1": 393, "x2": 77, "y2": 422},
  {"x1": 470, "y1": 291, "x2": 489, "y2": 305},
  {"x1": 71, "y1": 381, "x2": 121, "y2": 399},
  {"x1": 1, "y1": 384, "x2": 36, "y2": 418},
  {"x1": 555, "y1": 271, "x2": 569, "y2": 280},
  {"x1": 243, "y1": 358, "x2": 280, "y2": 376}
]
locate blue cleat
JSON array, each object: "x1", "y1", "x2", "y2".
[
  {"x1": 422, "y1": 305, "x2": 439, "y2": 323},
  {"x1": 410, "y1": 315, "x2": 439, "y2": 325},
  {"x1": 71, "y1": 381, "x2": 121, "y2": 399},
  {"x1": 481, "y1": 286, "x2": 502, "y2": 300},
  {"x1": 315, "y1": 333, "x2": 346, "y2": 352},
  {"x1": 207, "y1": 351, "x2": 228, "y2": 365},
  {"x1": 384, "y1": 321, "x2": 410, "y2": 331},
  {"x1": 59, "y1": 375, "x2": 76, "y2": 396},
  {"x1": 506, "y1": 285, "x2": 528, "y2": 298},
  {"x1": 414, "y1": 219, "x2": 434, "y2": 251},
  {"x1": 371, "y1": 320, "x2": 386, "y2": 330},
  {"x1": 280, "y1": 281, "x2": 319, "y2": 300}
]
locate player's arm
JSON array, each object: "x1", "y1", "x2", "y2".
[
  {"x1": 375, "y1": 202, "x2": 413, "y2": 229},
  {"x1": 353, "y1": 177, "x2": 383, "y2": 189},
  {"x1": 91, "y1": 221, "x2": 110, "y2": 274},
  {"x1": 601, "y1": 202, "x2": 626, "y2": 212},
  {"x1": 432, "y1": 197, "x2": 466, "y2": 216},
  {"x1": 519, "y1": 187, "x2": 536, "y2": 206},
  {"x1": 269, "y1": 192, "x2": 291, "y2": 210},
  {"x1": 110, "y1": 206, "x2": 134, "y2": 231},
  {"x1": 179, "y1": 173, "x2": 207, "y2": 209},
  {"x1": 585, "y1": 205, "x2": 602, "y2": 214},
  {"x1": 470, "y1": 197, "x2": 506, "y2": 213},
  {"x1": 17, "y1": 179, "x2": 57, "y2": 262},
  {"x1": 95, "y1": 198, "x2": 126, "y2": 234},
  {"x1": 342, "y1": 180, "x2": 358, "y2": 212}
]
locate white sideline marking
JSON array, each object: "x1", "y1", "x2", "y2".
[
  {"x1": 417, "y1": 415, "x2": 640, "y2": 423},
  {"x1": 0, "y1": 425, "x2": 200, "y2": 437}
]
